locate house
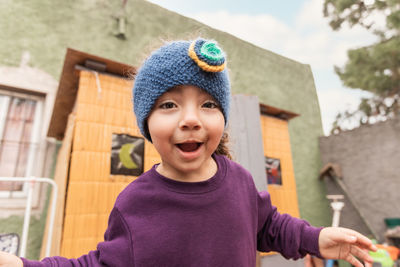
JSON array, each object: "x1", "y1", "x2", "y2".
[
  {"x1": 0, "y1": 0, "x2": 330, "y2": 264},
  {"x1": 319, "y1": 117, "x2": 400, "y2": 243}
]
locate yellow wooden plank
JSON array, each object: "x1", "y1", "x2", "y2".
[
  {"x1": 40, "y1": 113, "x2": 76, "y2": 258},
  {"x1": 60, "y1": 239, "x2": 72, "y2": 257}
]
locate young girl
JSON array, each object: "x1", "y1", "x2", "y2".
[{"x1": 0, "y1": 38, "x2": 376, "y2": 267}]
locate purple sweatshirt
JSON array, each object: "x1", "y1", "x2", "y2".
[{"x1": 23, "y1": 154, "x2": 322, "y2": 266}]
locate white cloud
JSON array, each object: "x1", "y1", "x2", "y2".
[
  {"x1": 317, "y1": 88, "x2": 373, "y2": 134},
  {"x1": 290, "y1": 0, "x2": 376, "y2": 69},
  {"x1": 189, "y1": 11, "x2": 292, "y2": 54},
  {"x1": 295, "y1": 0, "x2": 326, "y2": 29}
]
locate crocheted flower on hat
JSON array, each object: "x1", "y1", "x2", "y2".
[{"x1": 188, "y1": 39, "x2": 226, "y2": 72}]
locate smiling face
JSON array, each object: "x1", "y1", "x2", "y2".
[{"x1": 147, "y1": 85, "x2": 225, "y2": 182}]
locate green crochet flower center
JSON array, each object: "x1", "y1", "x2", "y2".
[{"x1": 200, "y1": 41, "x2": 224, "y2": 62}]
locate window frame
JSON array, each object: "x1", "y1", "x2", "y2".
[{"x1": 0, "y1": 89, "x2": 45, "y2": 198}]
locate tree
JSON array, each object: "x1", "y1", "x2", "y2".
[{"x1": 323, "y1": 0, "x2": 400, "y2": 134}]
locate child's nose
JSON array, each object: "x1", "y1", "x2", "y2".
[{"x1": 179, "y1": 107, "x2": 201, "y2": 130}]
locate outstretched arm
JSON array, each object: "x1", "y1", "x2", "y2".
[
  {"x1": 319, "y1": 227, "x2": 377, "y2": 267},
  {"x1": 2, "y1": 207, "x2": 133, "y2": 267},
  {"x1": 256, "y1": 191, "x2": 322, "y2": 259}
]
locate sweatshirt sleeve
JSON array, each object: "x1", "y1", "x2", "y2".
[
  {"x1": 256, "y1": 191, "x2": 323, "y2": 259},
  {"x1": 22, "y1": 207, "x2": 134, "y2": 267}
]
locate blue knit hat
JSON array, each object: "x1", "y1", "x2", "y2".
[{"x1": 133, "y1": 38, "x2": 231, "y2": 141}]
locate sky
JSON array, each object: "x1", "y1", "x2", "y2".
[{"x1": 146, "y1": 0, "x2": 377, "y2": 135}]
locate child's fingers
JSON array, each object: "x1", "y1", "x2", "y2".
[
  {"x1": 348, "y1": 246, "x2": 374, "y2": 263},
  {"x1": 344, "y1": 252, "x2": 364, "y2": 267},
  {"x1": 342, "y1": 228, "x2": 377, "y2": 251}
]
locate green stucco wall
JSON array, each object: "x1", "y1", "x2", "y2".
[{"x1": 0, "y1": 0, "x2": 330, "y2": 250}]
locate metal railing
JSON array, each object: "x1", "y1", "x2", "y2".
[{"x1": 0, "y1": 177, "x2": 58, "y2": 258}]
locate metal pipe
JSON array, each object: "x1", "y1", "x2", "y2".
[
  {"x1": 44, "y1": 178, "x2": 57, "y2": 257},
  {"x1": 20, "y1": 178, "x2": 34, "y2": 257},
  {"x1": 325, "y1": 195, "x2": 345, "y2": 267},
  {"x1": 331, "y1": 201, "x2": 345, "y2": 227}
]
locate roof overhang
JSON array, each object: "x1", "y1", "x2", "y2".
[
  {"x1": 319, "y1": 162, "x2": 342, "y2": 180},
  {"x1": 47, "y1": 48, "x2": 136, "y2": 140},
  {"x1": 259, "y1": 103, "x2": 299, "y2": 121}
]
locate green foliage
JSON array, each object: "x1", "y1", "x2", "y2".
[
  {"x1": 335, "y1": 38, "x2": 400, "y2": 94},
  {"x1": 330, "y1": 95, "x2": 399, "y2": 134},
  {"x1": 324, "y1": 0, "x2": 400, "y2": 134}
]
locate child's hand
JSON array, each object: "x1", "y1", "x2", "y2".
[
  {"x1": 319, "y1": 227, "x2": 377, "y2": 267},
  {"x1": 0, "y1": 251, "x2": 23, "y2": 267}
]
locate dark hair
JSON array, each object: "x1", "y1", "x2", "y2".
[{"x1": 215, "y1": 131, "x2": 232, "y2": 160}]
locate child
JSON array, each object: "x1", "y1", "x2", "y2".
[{"x1": 0, "y1": 38, "x2": 376, "y2": 267}]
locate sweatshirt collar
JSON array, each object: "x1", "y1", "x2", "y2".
[{"x1": 150, "y1": 154, "x2": 227, "y2": 194}]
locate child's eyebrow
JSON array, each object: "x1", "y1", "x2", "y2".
[{"x1": 157, "y1": 94, "x2": 175, "y2": 101}]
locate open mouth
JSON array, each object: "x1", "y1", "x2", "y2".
[{"x1": 176, "y1": 142, "x2": 203, "y2": 153}]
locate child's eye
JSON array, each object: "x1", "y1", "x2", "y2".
[
  {"x1": 159, "y1": 102, "x2": 176, "y2": 109},
  {"x1": 202, "y1": 101, "x2": 219, "y2": 109}
]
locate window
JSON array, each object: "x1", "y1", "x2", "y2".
[
  {"x1": 111, "y1": 134, "x2": 145, "y2": 176},
  {"x1": 0, "y1": 91, "x2": 43, "y2": 197},
  {"x1": 265, "y1": 156, "x2": 282, "y2": 185}
]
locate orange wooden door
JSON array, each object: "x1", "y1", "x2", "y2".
[{"x1": 260, "y1": 114, "x2": 300, "y2": 218}]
